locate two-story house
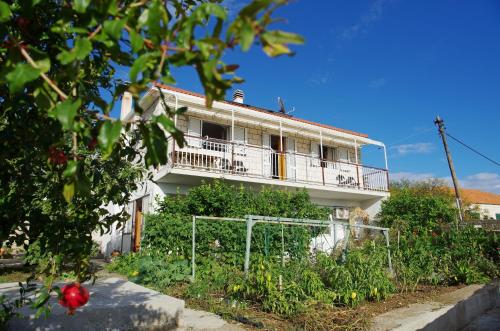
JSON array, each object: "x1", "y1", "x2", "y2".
[{"x1": 99, "y1": 84, "x2": 390, "y2": 254}]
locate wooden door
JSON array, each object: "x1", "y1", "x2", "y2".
[
  {"x1": 133, "y1": 199, "x2": 143, "y2": 252},
  {"x1": 270, "y1": 135, "x2": 286, "y2": 180}
]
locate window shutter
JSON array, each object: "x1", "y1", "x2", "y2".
[
  {"x1": 187, "y1": 117, "x2": 202, "y2": 147},
  {"x1": 233, "y1": 126, "x2": 246, "y2": 143},
  {"x1": 310, "y1": 142, "x2": 320, "y2": 166},
  {"x1": 286, "y1": 138, "x2": 296, "y2": 180},
  {"x1": 338, "y1": 147, "x2": 349, "y2": 162},
  {"x1": 233, "y1": 126, "x2": 246, "y2": 155},
  {"x1": 262, "y1": 133, "x2": 271, "y2": 177}
]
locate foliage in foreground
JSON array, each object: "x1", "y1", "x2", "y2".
[{"x1": 0, "y1": 0, "x2": 302, "y2": 321}]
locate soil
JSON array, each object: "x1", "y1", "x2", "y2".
[
  {"x1": 183, "y1": 284, "x2": 464, "y2": 331},
  {"x1": 357, "y1": 284, "x2": 464, "y2": 319}
]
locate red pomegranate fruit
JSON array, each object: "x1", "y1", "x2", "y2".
[{"x1": 58, "y1": 282, "x2": 90, "y2": 315}]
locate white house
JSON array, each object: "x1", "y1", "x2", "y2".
[
  {"x1": 98, "y1": 84, "x2": 391, "y2": 255},
  {"x1": 460, "y1": 188, "x2": 500, "y2": 220}
]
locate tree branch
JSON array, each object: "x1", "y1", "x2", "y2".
[{"x1": 17, "y1": 44, "x2": 68, "y2": 101}]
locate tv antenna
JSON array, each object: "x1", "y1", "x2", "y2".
[{"x1": 277, "y1": 97, "x2": 295, "y2": 115}]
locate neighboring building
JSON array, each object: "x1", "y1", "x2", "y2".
[
  {"x1": 98, "y1": 85, "x2": 390, "y2": 255},
  {"x1": 460, "y1": 188, "x2": 500, "y2": 220}
]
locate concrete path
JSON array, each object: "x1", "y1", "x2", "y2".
[
  {"x1": 182, "y1": 309, "x2": 245, "y2": 331},
  {"x1": 371, "y1": 282, "x2": 499, "y2": 331},
  {"x1": 0, "y1": 278, "x2": 244, "y2": 330},
  {"x1": 461, "y1": 305, "x2": 500, "y2": 331}
]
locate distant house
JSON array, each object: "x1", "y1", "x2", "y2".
[{"x1": 460, "y1": 189, "x2": 500, "y2": 220}]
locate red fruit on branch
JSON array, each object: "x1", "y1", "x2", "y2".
[
  {"x1": 87, "y1": 137, "x2": 97, "y2": 150},
  {"x1": 15, "y1": 17, "x2": 31, "y2": 28},
  {"x1": 58, "y1": 282, "x2": 90, "y2": 315},
  {"x1": 48, "y1": 146, "x2": 68, "y2": 165}
]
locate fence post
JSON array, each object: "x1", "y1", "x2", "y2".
[
  {"x1": 321, "y1": 162, "x2": 325, "y2": 185},
  {"x1": 341, "y1": 224, "x2": 350, "y2": 262},
  {"x1": 244, "y1": 216, "x2": 254, "y2": 276},
  {"x1": 356, "y1": 164, "x2": 360, "y2": 188},
  {"x1": 231, "y1": 142, "x2": 235, "y2": 174},
  {"x1": 191, "y1": 215, "x2": 196, "y2": 281},
  {"x1": 383, "y1": 229, "x2": 393, "y2": 275}
]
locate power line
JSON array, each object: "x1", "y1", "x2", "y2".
[{"x1": 446, "y1": 132, "x2": 500, "y2": 168}]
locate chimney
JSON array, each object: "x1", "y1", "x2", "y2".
[
  {"x1": 120, "y1": 91, "x2": 133, "y2": 120},
  {"x1": 232, "y1": 89, "x2": 244, "y2": 104}
]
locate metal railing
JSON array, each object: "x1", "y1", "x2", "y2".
[{"x1": 168, "y1": 135, "x2": 388, "y2": 192}]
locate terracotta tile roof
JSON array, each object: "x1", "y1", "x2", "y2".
[
  {"x1": 153, "y1": 83, "x2": 369, "y2": 138},
  {"x1": 457, "y1": 188, "x2": 500, "y2": 205}
]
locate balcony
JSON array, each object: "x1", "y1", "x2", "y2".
[{"x1": 162, "y1": 136, "x2": 389, "y2": 192}]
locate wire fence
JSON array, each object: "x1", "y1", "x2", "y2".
[{"x1": 191, "y1": 215, "x2": 392, "y2": 280}]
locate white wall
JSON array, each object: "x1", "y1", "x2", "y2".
[{"x1": 476, "y1": 203, "x2": 500, "y2": 220}]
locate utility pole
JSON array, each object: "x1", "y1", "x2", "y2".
[{"x1": 434, "y1": 116, "x2": 464, "y2": 224}]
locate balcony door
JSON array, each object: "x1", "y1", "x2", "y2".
[{"x1": 270, "y1": 135, "x2": 286, "y2": 179}]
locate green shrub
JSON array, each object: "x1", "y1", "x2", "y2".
[
  {"x1": 392, "y1": 225, "x2": 499, "y2": 290},
  {"x1": 107, "y1": 251, "x2": 190, "y2": 289},
  {"x1": 142, "y1": 180, "x2": 330, "y2": 265},
  {"x1": 379, "y1": 187, "x2": 456, "y2": 231},
  {"x1": 316, "y1": 243, "x2": 394, "y2": 306}
]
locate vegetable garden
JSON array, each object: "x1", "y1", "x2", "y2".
[{"x1": 107, "y1": 180, "x2": 499, "y2": 329}]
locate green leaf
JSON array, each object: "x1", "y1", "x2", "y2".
[
  {"x1": 63, "y1": 183, "x2": 75, "y2": 202},
  {"x1": 155, "y1": 114, "x2": 176, "y2": 133},
  {"x1": 129, "y1": 30, "x2": 144, "y2": 53},
  {"x1": 204, "y1": 3, "x2": 227, "y2": 19},
  {"x1": 74, "y1": 0, "x2": 90, "y2": 13},
  {"x1": 34, "y1": 56, "x2": 51, "y2": 73},
  {"x1": 262, "y1": 43, "x2": 290, "y2": 57},
  {"x1": 103, "y1": 19, "x2": 125, "y2": 40},
  {"x1": 261, "y1": 30, "x2": 304, "y2": 45},
  {"x1": 0, "y1": 1, "x2": 11, "y2": 22},
  {"x1": 63, "y1": 160, "x2": 78, "y2": 178},
  {"x1": 138, "y1": 8, "x2": 149, "y2": 27},
  {"x1": 57, "y1": 38, "x2": 92, "y2": 64},
  {"x1": 98, "y1": 120, "x2": 122, "y2": 158},
  {"x1": 53, "y1": 99, "x2": 81, "y2": 130},
  {"x1": 239, "y1": 20, "x2": 255, "y2": 51},
  {"x1": 142, "y1": 123, "x2": 169, "y2": 167},
  {"x1": 74, "y1": 38, "x2": 92, "y2": 60},
  {"x1": 130, "y1": 53, "x2": 156, "y2": 82},
  {"x1": 6, "y1": 64, "x2": 41, "y2": 93},
  {"x1": 32, "y1": 289, "x2": 50, "y2": 308},
  {"x1": 260, "y1": 31, "x2": 304, "y2": 57}
]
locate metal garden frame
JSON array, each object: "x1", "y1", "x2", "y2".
[{"x1": 191, "y1": 215, "x2": 393, "y2": 280}]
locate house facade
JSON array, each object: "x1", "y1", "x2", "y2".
[
  {"x1": 460, "y1": 188, "x2": 500, "y2": 220},
  {"x1": 98, "y1": 84, "x2": 391, "y2": 255}
]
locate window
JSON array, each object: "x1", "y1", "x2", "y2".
[
  {"x1": 202, "y1": 121, "x2": 227, "y2": 141},
  {"x1": 496, "y1": 213, "x2": 500, "y2": 221},
  {"x1": 199, "y1": 121, "x2": 229, "y2": 151},
  {"x1": 319, "y1": 145, "x2": 336, "y2": 167}
]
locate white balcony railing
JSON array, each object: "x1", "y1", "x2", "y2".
[{"x1": 167, "y1": 136, "x2": 389, "y2": 192}]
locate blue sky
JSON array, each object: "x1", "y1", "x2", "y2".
[{"x1": 112, "y1": 0, "x2": 500, "y2": 193}]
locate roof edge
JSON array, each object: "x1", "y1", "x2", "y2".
[{"x1": 152, "y1": 83, "x2": 369, "y2": 139}]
